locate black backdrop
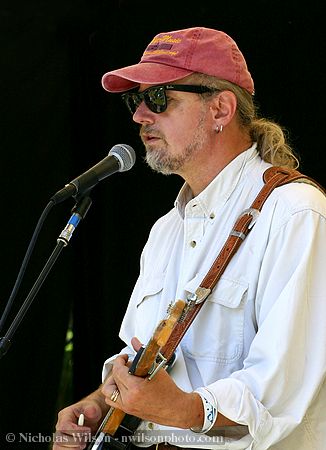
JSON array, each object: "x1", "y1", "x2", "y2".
[{"x1": 0, "y1": 1, "x2": 324, "y2": 448}]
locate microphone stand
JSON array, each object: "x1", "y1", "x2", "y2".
[{"x1": 0, "y1": 195, "x2": 92, "y2": 359}]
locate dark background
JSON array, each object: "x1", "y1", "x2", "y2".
[{"x1": 0, "y1": 0, "x2": 324, "y2": 448}]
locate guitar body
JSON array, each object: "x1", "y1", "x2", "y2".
[{"x1": 87, "y1": 300, "x2": 186, "y2": 450}]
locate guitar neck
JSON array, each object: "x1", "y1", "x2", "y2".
[{"x1": 102, "y1": 407, "x2": 126, "y2": 435}]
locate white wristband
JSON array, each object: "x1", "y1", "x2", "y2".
[{"x1": 190, "y1": 387, "x2": 218, "y2": 434}]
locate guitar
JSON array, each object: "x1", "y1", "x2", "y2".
[{"x1": 87, "y1": 299, "x2": 186, "y2": 450}]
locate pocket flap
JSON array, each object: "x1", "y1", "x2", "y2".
[
  {"x1": 136, "y1": 273, "x2": 165, "y2": 307},
  {"x1": 210, "y1": 277, "x2": 248, "y2": 308}
]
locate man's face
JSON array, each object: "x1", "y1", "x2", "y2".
[{"x1": 132, "y1": 82, "x2": 214, "y2": 178}]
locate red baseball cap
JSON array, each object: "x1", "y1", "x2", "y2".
[{"x1": 102, "y1": 27, "x2": 254, "y2": 95}]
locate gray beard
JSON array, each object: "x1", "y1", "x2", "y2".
[
  {"x1": 144, "y1": 113, "x2": 207, "y2": 175},
  {"x1": 145, "y1": 145, "x2": 193, "y2": 175}
]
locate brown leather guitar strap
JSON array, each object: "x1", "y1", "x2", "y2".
[{"x1": 161, "y1": 167, "x2": 325, "y2": 362}]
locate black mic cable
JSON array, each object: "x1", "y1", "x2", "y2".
[{"x1": 0, "y1": 200, "x2": 54, "y2": 335}]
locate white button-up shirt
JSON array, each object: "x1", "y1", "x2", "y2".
[{"x1": 103, "y1": 144, "x2": 326, "y2": 449}]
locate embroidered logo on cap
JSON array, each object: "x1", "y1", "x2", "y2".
[{"x1": 144, "y1": 34, "x2": 181, "y2": 57}]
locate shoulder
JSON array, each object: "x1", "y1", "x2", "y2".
[
  {"x1": 259, "y1": 166, "x2": 325, "y2": 214},
  {"x1": 271, "y1": 180, "x2": 326, "y2": 216},
  {"x1": 258, "y1": 178, "x2": 326, "y2": 238}
]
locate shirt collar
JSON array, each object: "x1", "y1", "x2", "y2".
[{"x1": 175, "y1": 143, "x2": 259, "y2": 218}]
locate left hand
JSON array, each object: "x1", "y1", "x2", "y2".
[{"x1": 101, "y1": 337, "x2": 203, "y2": 429}]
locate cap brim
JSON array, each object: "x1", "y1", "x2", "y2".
[{"x1": 101, "y1": 62, "x2": 194, "y2": 93}]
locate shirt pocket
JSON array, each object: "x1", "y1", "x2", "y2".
[
  {"x1": 182, "y1": 275, "x2": 248, "y2": 364},
  {"x1": 135, "y1": 274, "x2": 165, "y2": 341}
]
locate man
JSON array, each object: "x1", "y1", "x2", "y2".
[{"x1": 54, "y1": 27, "x2": 326, "y2": 449}]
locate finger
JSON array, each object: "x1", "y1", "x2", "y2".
[
  {"x1": 112, "y1": 355, "x2": 130, "y2": 379},
  {"x1": 56, "y1": 415, "x2": 90, "y2": 434},
  {"x1": 114, "y1": 353, "x2": 129, "y2": 365},
  {"x1": 101, "y1": 382, "x2": 119, "y2": 399},
  {"x1": 101, "y1": 386, "x2": 125, "y2": 409},
  {"x1": 80, "y1": 404, "x2": 102, "y2": 423},
  {"x1": 131, "y1": 336, "x2": 143, "y2": 352},
  {"x1": 113, "y1": 356, "x2": 130, "y2": 369},
  {"x1": 111, "y1": 362, "x2": 132, "y2": 391}
]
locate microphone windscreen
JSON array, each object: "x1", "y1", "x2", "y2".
[{"x1": 109, "y1": 144, "x2": 136, "y2": 172}]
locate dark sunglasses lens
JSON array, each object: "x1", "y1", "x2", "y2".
[
  {"x1": 121, "y1": 93, "x2": 139, "y2": 114},
  {"x1": 145, "y1": 87, "x2": 167, "y2": 113},
  {"x1": 122, "y1": 87, "x2": 167, "y2": 114}
]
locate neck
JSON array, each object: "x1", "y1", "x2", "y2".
[{"x1": 178, "y1": 129, "x2": 252, "y2": 197}]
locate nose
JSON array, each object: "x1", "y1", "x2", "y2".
[{"x1": 132, "y1": 101, "x2": 155, "y2": 125}]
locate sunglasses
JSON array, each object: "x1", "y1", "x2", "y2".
[{"x1": 121, "y1": 84, "x2": 215, "y2": 115}]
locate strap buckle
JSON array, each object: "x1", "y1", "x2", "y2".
[
  {"x1": 187, "y1": 287, "x2": 211, "y2": 305},
  {"x1": 241, "y1": 207, "x2": 260, "y2": 229},
  {"x1": 178, "y1": 288, "x2": 212, "y2": 322},
  {"x1": 230, "y1": 207, "x2": 260, "y2": 240}
]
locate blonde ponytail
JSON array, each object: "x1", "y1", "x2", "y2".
[{"x1": 250, "y1": 118, "x2": 299, "y2": 168}]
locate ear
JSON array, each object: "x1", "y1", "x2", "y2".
[{"x1": 209, "y1": 91, "x2": 237, "y2": 130}]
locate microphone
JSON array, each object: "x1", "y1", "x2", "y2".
[{"x1": 51, "y1": 144, "x2": 136, "y2": 204}]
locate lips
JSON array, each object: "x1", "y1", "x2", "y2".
[
  {"x1": 140, "y1": 125, "x2": 164, "y2": 145},
  {"x1": 142, "y1": 132, "x2": 160, "y2": 143}
]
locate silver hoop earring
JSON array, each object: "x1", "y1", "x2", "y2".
[{"x1": 215, "y1": 124, "x2": 223, "y2": 133}]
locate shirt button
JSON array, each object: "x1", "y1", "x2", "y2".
[
  {"x1": 190, "y1": 240, "x2": 197, "y2": 248},
  {"x1": 210, "y1": 212, "x2": 215, "y2": 219},
  {"x1": 148, "y1": 422, "x2": 154, "y2": 430}
]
